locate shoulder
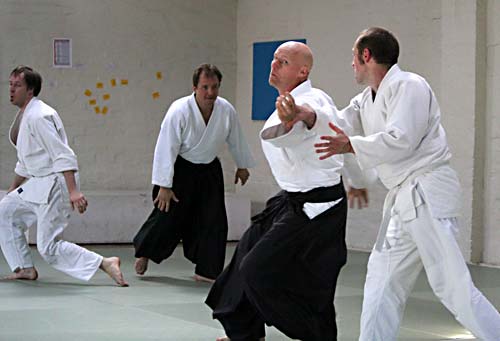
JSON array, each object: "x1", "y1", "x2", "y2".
[
  {"x1": 26, "y1": 99, "x2": 58, "y2": 123},
  {"x1": 169, "y1": 95, "x2": 191, "y2": 112},
  {"x1": 164, "y1": 95, "x2": 192, "y2": 120},
  {"x1": 353, "y1": 87, "x2": 372, "y2": 108},
  {"x1": 387, "y1": 70, "x2": 430, "y2": 94},
  {"x1": 298, "y1": 87, "x2": 335, "y2": 108}
]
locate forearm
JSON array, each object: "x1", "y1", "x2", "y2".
[
  {"x1": 8, "y1": 175, "x2": 27, "y2": 192},
  {"x1": 297, "y1": 105, "x2": 316, "y2": 129},
  {"x1": 62, "y1": 170, "x2": 78, "y2": 193}
]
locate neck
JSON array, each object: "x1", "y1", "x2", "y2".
[
  {"x1": 200, "y1": 106, "x2": 213, "y2": 117},
  {"x1": 196, "y1": 102, "x2": 214, "y2": 119},
  {"x1": 369, "y1": 66, "x2": 390, "y2": 92},
  {"x1": 278, "y1": 79, "x2": 305, "y2": 96},
  {"x1": 19, "y1": 96, "x2": 34, "y2": 113}
]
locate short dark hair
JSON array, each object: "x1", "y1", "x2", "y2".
[
  {"x1": 356, "y1": 27, "x2": 399, "y2": 67},
  {"x1": 192, "y1": 64, "x2": 222, "y2": 87},
  {"x1": 10, "y1": 65, "x2": 42, "y2": 96}
]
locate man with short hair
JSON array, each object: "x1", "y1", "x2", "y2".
[
  {"x1": 133, "y1": 63, "x2": 255, "y2": 283},
  {"x1": 315, "y1": 27, "x2": 500, "y2": 340},
  {"x1": 206, "y1": 41, "x2": 368, "y2": 341},
  {"x1": 0, "y1": 65, "x2": 127, "y2": 286}
]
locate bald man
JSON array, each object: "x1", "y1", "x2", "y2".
[{"x1": 206, "y1": 42, "x2": 368, "y2": 341}]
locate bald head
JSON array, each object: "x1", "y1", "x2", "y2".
[
  {"x1": 269, "y1": 41, "x2": 314, "y2": 94},
  {"x1": 278, "y1": 41, "x2": 313, "y2": 71}
]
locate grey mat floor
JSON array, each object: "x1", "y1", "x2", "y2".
[{"x1": 0, "y1": 244, "x2": 497, "y2": 340}]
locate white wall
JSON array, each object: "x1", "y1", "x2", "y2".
[
  {"x1": 0, "y1": 0, "x2": 238, "y2": 191},
  {"x1": 483, "y1": 0, "x2": 500, "y2": 264},
  {"x1": 1, "y1": 0, "x2": 499, "y2": 265}
]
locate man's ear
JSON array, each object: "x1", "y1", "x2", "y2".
[
  {"x1": 363, "y1": 48, "x2": 372, "y2": 63},
  {"x1": 299, "y1": 66, "x2": 309, "y2": 79}
]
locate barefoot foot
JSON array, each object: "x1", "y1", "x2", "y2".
[
  {"x1": 193, "y1": 274, "x2": 215, "y2": 284},
  {"x1": 101, "y1": 257, "x2": 128, "y2": 287},
  {"x1": 134, "y1": 257, "x2": 149, "y2": 275},
  {"x1": 6, "y1": 267, "x2": 38, "y2": 280}
]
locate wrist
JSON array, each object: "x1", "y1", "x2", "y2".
[
  {"x1": 347, "y1": 141, "x2": 355, "y2": 154},
  {"x1": 304, "y1": 111, "x2": 316, "y2": 129}
]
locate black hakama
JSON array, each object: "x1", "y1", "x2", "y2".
[
  {"x1": 206, "y1": 182, "x2": 347, "y2": 341},
  {"x1": 133, "y1": 156, "x2": 228, "y2": 279}
]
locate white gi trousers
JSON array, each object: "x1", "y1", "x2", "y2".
[
  {"x1": 359, "y1": 190, "x2": 500, "y2": 340},
  {"x1": 0, "y1": 175, "x2": 102, "y2": 281}
]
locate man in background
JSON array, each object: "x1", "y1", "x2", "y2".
[{"x1": 133, "y1": 63, "x2": 255, "y2": 283}]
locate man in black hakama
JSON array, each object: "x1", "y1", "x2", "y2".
[
  {"x1": 132, "y1": 64, "x2": 255, "y2": 282},
  {"x1": 134, "y1": 156, "x2": 228, "y2": 280},
  {"x1": 205, "y1": 42, "x2": 368, "y2": 340}
]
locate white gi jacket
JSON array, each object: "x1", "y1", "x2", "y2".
[
  {"x1": 260, "y1": 80, "x2": 366, "y2": 218},
  {"x1": 336, "y1": 65, "x2": 462, "y2": 249},
  {"x1": 9, "y1": 97, "x2": 78, "y2": 204},
  {"x1": 152, "y1": 94, "x2": 255, "y2": 188}
]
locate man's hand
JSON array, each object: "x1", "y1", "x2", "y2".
[
  {"x1": 276, "y1": 92, "x2": 297, "y2": 130},
  {"x1": 347, "y1": 187, "x2": 369, "y2": 209},
  {"x1": 69, "y1": 190, "x2": 88, "y2": 214},
  {"x1": 235, "y1": 168, "x2": 250, "y2": 186},
  {"x1": 315, "y1": 122, "x2": 354, "y2": 159},
  {"x1": 276, "y1": 93, "x2": 316, "y2": 130},
  {"x1": 153, "y1": 187, "x2": 179, "y2": 212}
]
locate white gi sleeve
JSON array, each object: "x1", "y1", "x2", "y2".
[
  {"x1": 151, "y1": 106, "x2": 183, "y2": 188},
  {"x1": 30, "y1": 114, "x2": 78, "y2": 173},
  {"x1": 226, "y1": 106, "x2": 256, "y2": 168},
  {"x1": 350, "y1": 80, "x2": 432, "y2": 170},
  {"x1": 334, "y1": 93, "x2": 365, "y2": 136},
  {"x1": 260, "y1": 103, "x2": 331, "y2": 148},
  {"x1": 14, "y1": 161, "x2": 29, "y2": 178}
]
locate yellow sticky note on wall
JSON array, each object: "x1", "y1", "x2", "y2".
[
  {"x1": 94, "y1": 106, "x2": 101, "y2": 114},
  {"x1": 102, "y1": 106, "x2": 108, "y2": 114},
  {"x1": 89, "y1": 99, "x2": 97, "y2": 106},
  {"x1": 152, "y1": 92, "x2": 160, "y2": 99},
  {"x1": 156, "y1": 72, "x2": 163, "y2": 80},
  {"x1": 103, "y1": 94, "x2": 110, "y2": 101},
  {"x1": 110, "y1": 79, "x2": 117, "y2": 87},
  {"x1": 96, "y1": 82, "x2": 104, "y2": 89},
  {"x1": 120, "y1": 79, "x2": 128, "y2": 85},
  {"x1": 84, "y1": 89, "x2": 92, "y2": 97}
]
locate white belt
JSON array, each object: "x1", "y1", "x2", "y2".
[{"x1": 374, "y1": 162, "x2": 448, "y2": 251}]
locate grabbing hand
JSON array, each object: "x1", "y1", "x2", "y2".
[
  {"x1": 153, "y1": 187, "x2": 179, "y2": 212},
  {"x1": 276, "y1": 92, "x2": 298, "y2": 128},
  {"x1": 315, "y1": 122, "x2": 354, "y2": 159}
]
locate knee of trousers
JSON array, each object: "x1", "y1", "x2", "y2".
[
  {"x1": 239, "y1": 253, "x2": 272, "y2": 289},
  {"x1": 36, "y1": 240, "x2": 59, "y2": 264},
  {"x1": 0, "y1": 199, "x2": 17, "y2": 227}
]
